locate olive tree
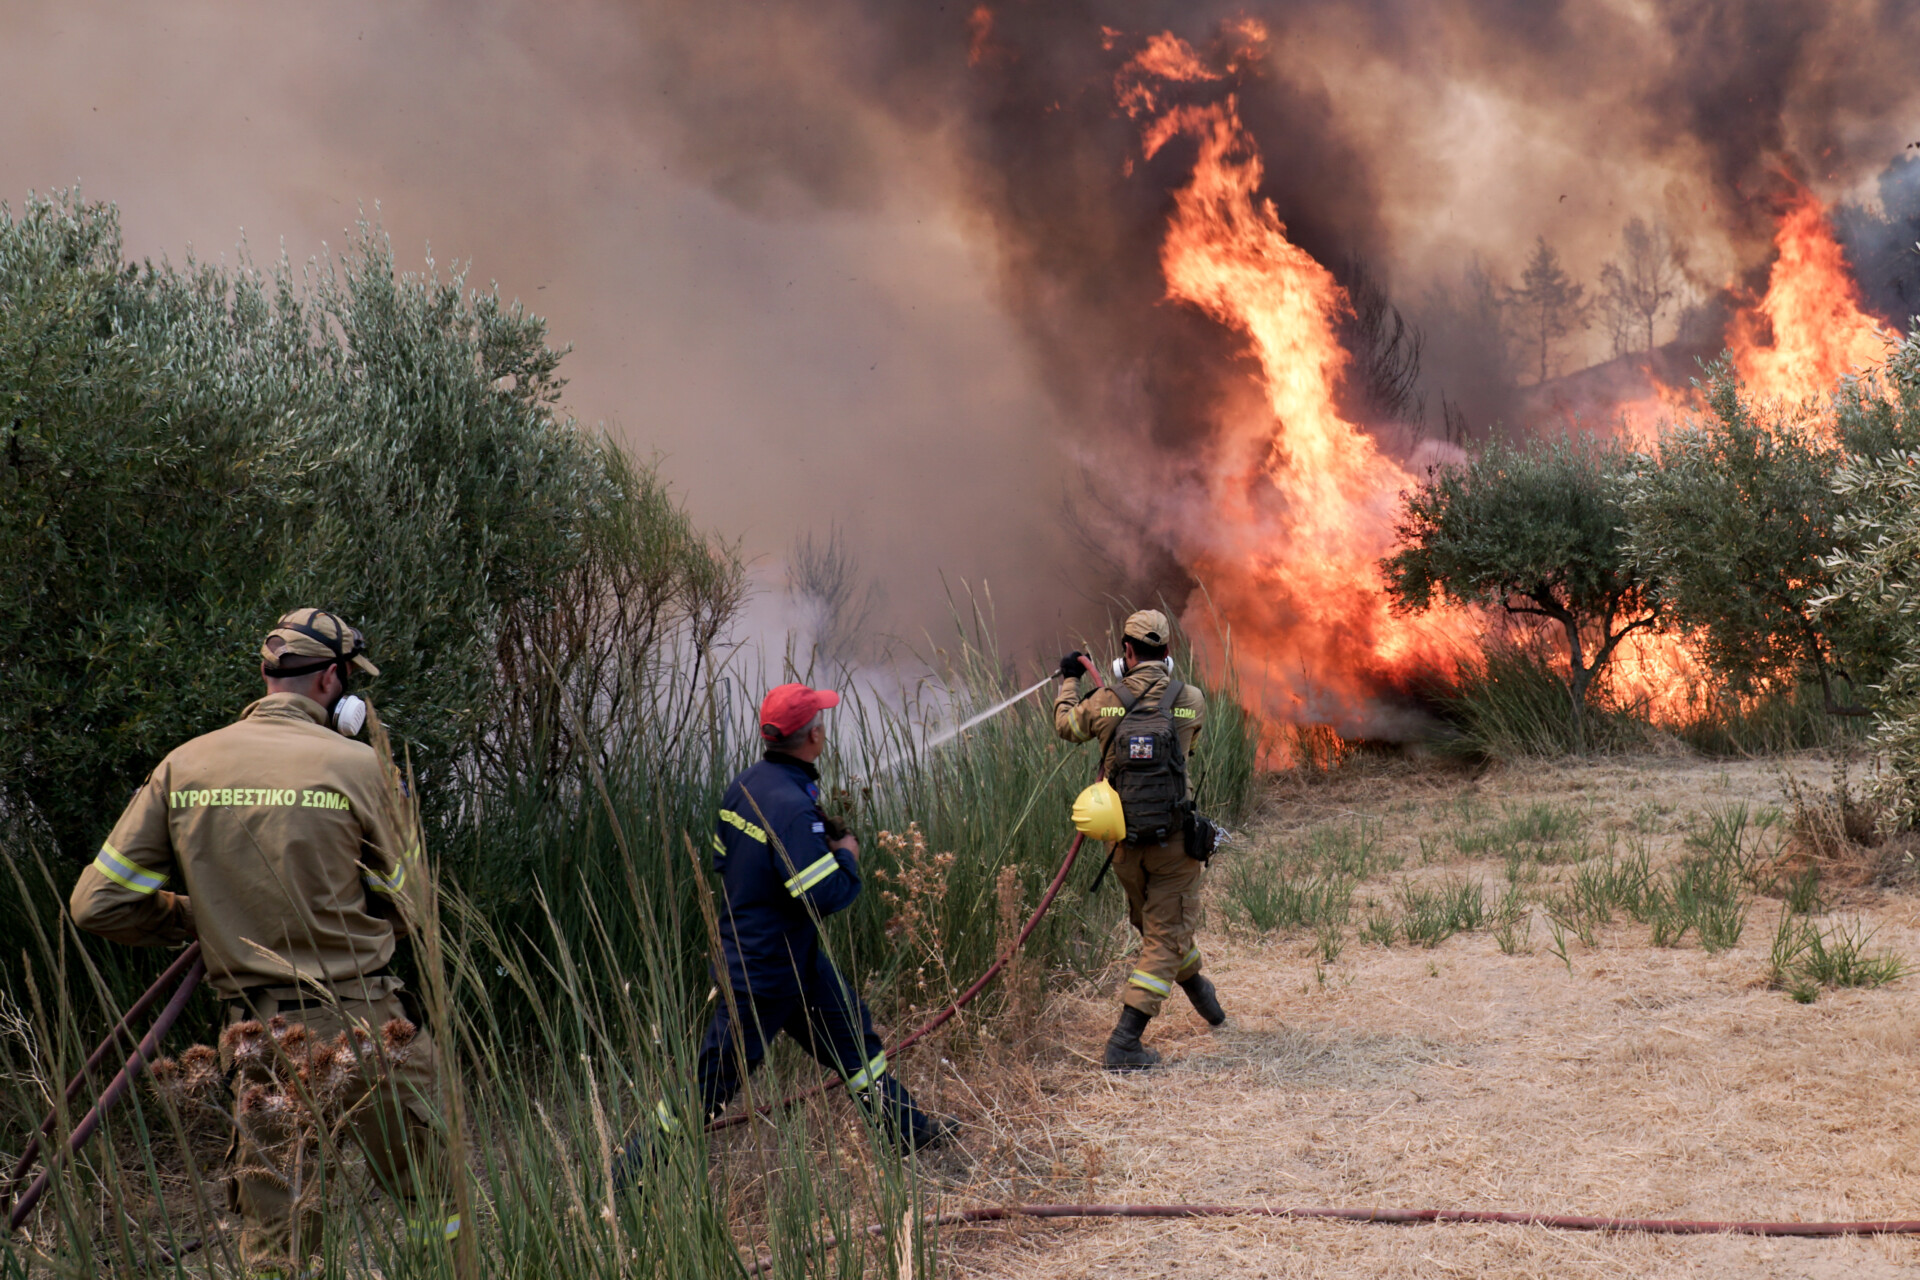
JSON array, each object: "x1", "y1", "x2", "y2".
[
  {"x1": 0, "y1": 192, "x2": 742, "y2": 868},
  {"x1": 1816, "y1": 333, "x2": 1920, "y2": 826},
  {"x1": 1621, "y1": 359, "x2": 1919, "y2": 716},
  {"x1": 1382, "y1": 435, "x2": 1659, "y2": 745}
]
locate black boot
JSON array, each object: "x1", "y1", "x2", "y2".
[
  {"x1": 1179, "y1": 974, "x2": 1227, "y2": 1026},
  {"x1": 869, "y1": 1077, "x2": 960, "y2": 1153},
  {"x1": 1103, "y1": 1005, "x2": 1162, "y2": 1071},
  {"x1": 901, "y1": 1110, "x2": 961, "y2": 1153}
]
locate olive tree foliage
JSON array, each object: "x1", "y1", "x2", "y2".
[
  {"x1": 1382, "y1": 435, "x2": 1659, "y2": 744},
  {"x1": 1817, "y1": 335, "x2": 1920, "y2": 827},
  {"x1": 0, "y1": 192, "x2": 742, "y2": 865},
  {"x1": 1621, "y1": 360, "x2": 1919, "y2": 717}
]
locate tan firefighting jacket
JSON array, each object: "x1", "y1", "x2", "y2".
[
  {"x1": 69, "y1": 693, "x2": 418, "y2": 997},
  {"x1": 1054, "y1": 665, "x2": 1207, "y2": 797}
]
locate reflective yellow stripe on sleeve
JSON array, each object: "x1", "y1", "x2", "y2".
[
  {"x1": 844, "y1": 1051, "x2": 888, "y2": 1093},
  {"x1": 718, "y1": 808, "x2": 767, "y2": 843},
  {"x1": 91, "y1": 844, "x2": 167, "y2": 896},
  {"x1": 362, "y1": 861, "x2": 407, "y2": 897},
  {"x1": 784, "y1": 852, "x2": 840, "y2": 897},
  {"x1": 710, "y1": 833, "x2": 726, "y2": 856}
]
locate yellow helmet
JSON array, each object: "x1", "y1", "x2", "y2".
[{"x1": 1071, "y1": 779, "x2": 1127, "y2": 843}]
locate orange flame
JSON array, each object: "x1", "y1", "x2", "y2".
[
  {"x1": 1118, "y1": 38, "x2": 1888, "y2": 742},
  {"x1": 1729, "y1": 185, "x2": 1891, "y2": 413},
  {"x1": 1121, "y1": 32, "x2": 1470, "y2": 736}
]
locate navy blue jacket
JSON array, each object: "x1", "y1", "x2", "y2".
[{"x1": 710, "y1": 753, "x2": 861, "y2": 997}]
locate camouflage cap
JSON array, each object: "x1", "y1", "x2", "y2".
[
  {"x1": 1123, "y1": 609, "x2": 1172, "y2": 647},
  {"x1": 261, "y1": 609, "x2": 380, "y2": 677}
]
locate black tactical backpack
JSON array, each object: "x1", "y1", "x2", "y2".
[{"x1": 1106, "y1": 676, "x2": 1189, "y2": 846}]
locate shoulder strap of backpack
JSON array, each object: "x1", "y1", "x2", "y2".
[
  {"x1": 1160, "y1": 679, "x2": 1187, "y2": 769},
  {"x1": 1157, "y1": 678, "x2": 1182, "y2": 714}
]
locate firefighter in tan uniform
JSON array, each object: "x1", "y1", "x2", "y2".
[
  {"x1": 69, "y1": 610, "x2": 455, "y2": 1278},
  {"x1": 1055, "y1": 610, "x2": 1227, "y2": 1069}
]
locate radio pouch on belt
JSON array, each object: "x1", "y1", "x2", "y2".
[{"x1": 1106, "y1": 677, "x2": 1189, "y2": 847}]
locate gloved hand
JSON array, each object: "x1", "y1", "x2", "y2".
[{"x1": 1059, "y1": 651, "x2": 1087, "y2": 682}]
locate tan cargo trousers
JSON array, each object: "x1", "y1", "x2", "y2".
[
  {"x1": 1112, "y1": 830, "x2": 1206, "y2": 1016},
  {"x1": 221, "y1": 987, "x2": 454, "y2": 1277}
]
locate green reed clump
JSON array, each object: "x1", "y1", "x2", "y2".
[
  {"x1": 1441, "y1": 643, "x2": 1649, "y2": 760},
  {"x1": 1672, "y1": 682, "x2": 1867, "y2": 757},
  {"x1": 1568, "y1": 843, "x2": 1654, "y2": 924},
  {"x1": 1222, "y1": 867, "x2": 1354, "y2": 934},
  {"x1": 1218, "y1": 820, "x2": 1385, "y2": 935},
  {"x1": 1767, "y1": 909, "x2": 1907, "y2": 1004},
  {"x1": 1491, "y1": 886, "x2": 1532, "y2": 955},
  {"x1": 1449, "y1": 799, "x2": 1592, "y2": 867},
  {"x1": 1642, "y1": 852, "x2": 1749, "y2": 952},
  {"x1": 1396, "y1": 877, "x2": 1486, "y2": 948}
]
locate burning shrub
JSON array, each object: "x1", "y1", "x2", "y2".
[
  {"x1": 1621, "y1": 360, "x2": 1917, "y2": 718},
  {"x1": 1382, "y1": 434, "x2": 1658, "y2": 749}
]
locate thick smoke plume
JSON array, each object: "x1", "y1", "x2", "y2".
[
  {"x1": 10, "y1": 2, "x2": 1920, "y2": 716},
  {"x1": 624, "y1": 0, "x2": 1920, "y2": 545}
]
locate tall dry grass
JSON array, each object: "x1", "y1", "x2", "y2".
[{"x1": 1, "y1": 616, "x2": 1259, "y2": 1277}]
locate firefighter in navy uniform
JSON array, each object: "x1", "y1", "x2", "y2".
[
  {"x1": 642, "y1": 683, "x2": 954, "y2": 1155},
  {"x1": 1055, "y1": 610, "x2": 1225, "y2": 1070}
]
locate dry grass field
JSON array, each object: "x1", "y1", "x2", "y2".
[{"x1": 899, "y1": 751, "x2": 1920, "y2": 1278}]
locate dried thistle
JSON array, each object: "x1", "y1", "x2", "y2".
[
  {"x1": 272, "y1": 1019, "x2": 310, "y2": 1057},
  {"x1": 872, "y1": 822, "x2": 960, "y2": 1016},
  {"x1": 179, "y1": 1043, "x2": 220, "y2": 1092},
  {"x1": 381, "y1": 1018, "x2": 417, "y2": 1054},
  {"x1": 221, "y1": 1019, "x2": 267, "y2": 1063}
]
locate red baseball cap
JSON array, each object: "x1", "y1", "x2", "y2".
[{"x1": 759, "y1": 683, "x2": 841, "y2": 741}]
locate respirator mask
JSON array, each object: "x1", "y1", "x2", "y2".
[
  {"x1": 325, "y1": 660, "x2": 369, "y2": 737},
  {"x1": 331, "y1": 691, "x2": 368, "y2": 738},
  {"x1": 1112, "y1": 656, "x2": 1175, "y2": 681}
]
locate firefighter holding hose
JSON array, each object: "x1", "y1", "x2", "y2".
[
  {"x1": 68, "y1": 610, "x2": 455, "y2": 1277},
  {"x1": 625, "y1": 683, "x2": 955, "y2": 1169},
  {"x1": 1056, "y1": 610, "x2": 1226, "y2": 1069}
]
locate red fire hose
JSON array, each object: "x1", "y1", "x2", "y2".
[
  {"x1": 743, "y1": 1202, "x2": 1920, "y2": 1274},
  {"x1": 18, "y1": 669, "x2": 1919, "y2": 1257},
  {"x1": 5, "y1": 943, "x2": 206, "y2": 1232},
  {"x1": 720, "y1": 655, "x2": 1920, "y2": 1271}
]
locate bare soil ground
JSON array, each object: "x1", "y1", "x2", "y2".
[{"x1": 917, "y1": 752, "x2": 1920, "y2": 1278}]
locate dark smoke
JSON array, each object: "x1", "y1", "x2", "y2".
[
  {"x1": 616, "y1": 0, "x2": 1920, "y2": 617},
  {"x1": 11, "y1": 1, "x2": 1920, "y2": 660},
  {"x1": 1838, "y1": 155, "x2": 1920, "y2": 331}
]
